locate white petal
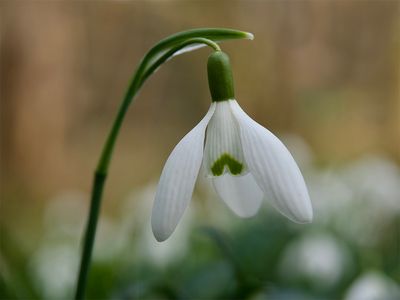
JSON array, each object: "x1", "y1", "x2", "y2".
[
  {"x1": 230, "y1": 100, "x2": 313, "y2": 223},
  {"x1": 212, "y1": 173, "x2": 263, "y2": 218},
  {"x1": 152, "y1": 103, "x2": 216, "y2": 242},
  {"x1": 204, "y1": 101, "x2": 247, "y2": 177}
]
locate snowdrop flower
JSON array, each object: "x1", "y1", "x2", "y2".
[{"x1": 152, "y1": 51, "x2": 313, "y2": 241}]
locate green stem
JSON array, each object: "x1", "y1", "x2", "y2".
[
  {"x1": 74, "y1": 28, "x2": 253, "y2": 300},
  {"x1": 74, "y1": 172, "x2": 106, "y2": 299}
]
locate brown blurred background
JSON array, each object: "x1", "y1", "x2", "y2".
[{"x1": 1, "y1": 0, "x2": 399, "y2": 271}]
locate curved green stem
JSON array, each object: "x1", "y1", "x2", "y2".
[
  {"x1": 74, "y1": 28, "x2": 253, "y2": 300},
  {"x1": 142, "y1": 38, "x2": 221, "y2": 82}
]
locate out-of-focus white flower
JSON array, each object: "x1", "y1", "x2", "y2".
[
  {"x1": 151, "y1": 51, "x2": 312, "y2": 242},
  {"x1": 30, "y1": 244, "x2": 78, "y2": 300},
  {"x1": 344, "y1": 271, "x2": 400, "y2": 300},
  {"x1": 341, "y1": 155, "x2": 400, "y2": 215},
  {"x1": 279, "y1": 232, "x2": 353, "y2": 290},
  {"x1": 307, "y1": 155, "x2": 400, "y2": 247}
]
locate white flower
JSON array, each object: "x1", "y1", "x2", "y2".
[
  {"x1": 344, "y1": 271, "x2": 400, "y2": 300},
  {"x1": 151, "y1": 99, "x2": 313, "y2": 242},
  {"x1": 152, "y1": 50, "x2": 312, "y2": 241}
]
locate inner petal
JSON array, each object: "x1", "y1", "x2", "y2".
[{"x1": 204, "y1": 100, "x2": 247, "y2": 177}]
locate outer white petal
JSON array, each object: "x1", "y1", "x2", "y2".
[
  {"x1": 212, "y1": 173, "x2": 263, "y2": 218},
  {"x1": 152, "y1": 103, "x2": 216, "y2": 242},
  {"x1": 230, "y1": 100, "x2": 313, "y2": 223}
]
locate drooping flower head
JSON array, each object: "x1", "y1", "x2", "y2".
[{"x1": 152, "y1": 50, "x2": 313, "y2": 242}]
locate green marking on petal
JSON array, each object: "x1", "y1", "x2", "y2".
[{"x1": 211, "y1": 153, "x2": 243, "y2": 176}]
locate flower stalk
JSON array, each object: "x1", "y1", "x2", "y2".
[{"x1": 74, "y1": 28, "x2": 253, "y2": 300}]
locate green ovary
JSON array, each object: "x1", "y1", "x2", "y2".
[{"x1": 211, "y1": 153, "x2": 243, "y2": 176}]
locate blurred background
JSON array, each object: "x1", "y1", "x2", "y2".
[{"x1": 1, "y1": 0, "x2": 400, "y2": 299}]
